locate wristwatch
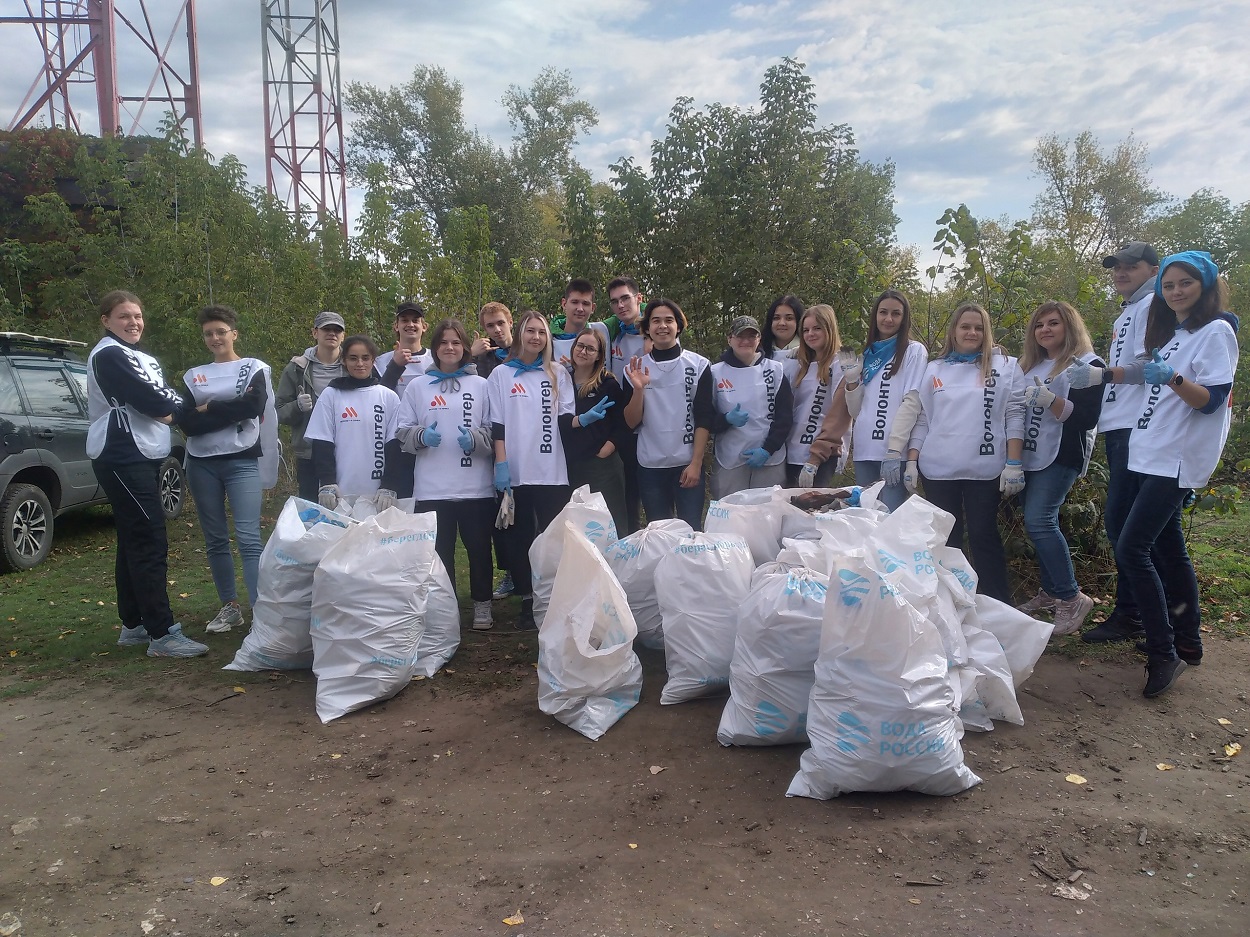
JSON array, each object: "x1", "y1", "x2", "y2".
[{"x1": 1171, "y1": 373, "x2": 1184, "y2": 387}]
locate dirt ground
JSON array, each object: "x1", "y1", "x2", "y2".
[{"x1": 2, "y1": 632, "x2": 1249, "y2": 937}]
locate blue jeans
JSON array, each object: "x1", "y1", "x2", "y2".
[
  {"x1": 187, "y1": 456, "x2": 263, "y2": 606},
  {"x1": 637, "y1": 465, "x2": 705, "y2": 531},
  {"x1": 1114, "y1": 473, "x2": 1199, "y2": 662},
  {"x1": 853, "y1": 460, "x2": 910, "y2": 512},
  {"x1": 1103, "y1": 429, "x2": 1142, "y2": 620},
  {"x1": 1022, "y1": 462, "x2": 1080, "y2": 600}
]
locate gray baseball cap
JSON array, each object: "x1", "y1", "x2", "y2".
[
  {"x1": 313, "y1": 311, "x2": 345, "y2": 330},
  {"x1": 1102, "y1": 241, "x2": 1159, "y2": 268}
]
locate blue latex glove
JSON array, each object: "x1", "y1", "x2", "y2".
[
  {"x1": 1143, "y1": 349, "x2": 1175, "y2": 386},
  {"x1": 846, "y1": 486, "x2": 863, "y2": 507},
  {"x1": 580, "y1": 396, "x2": 615, "y2": 426},
  {"x1": 421, "y1": 421, "x2": 442, "y2": 448},
  {"x1": 457, "y1": 424, "x2": 474, "y2": 454},
  {"x1": 1064, "y1": 357, "x2": 1104, "y2": 389},
  {"x1": 881, "y1": 450, "x2": 903, "y2": 487},
  {"x1": 743, "y1": 447, "x2": 770, "y2": 468},
  {"x1": 494, "y1": 460, "x2": 511, "y2": 492},
  {"x1": 725, "y1": 403, "x2": 749, "y2": 427}
]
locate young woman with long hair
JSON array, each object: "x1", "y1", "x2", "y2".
[
  {"x1": 785, "y1": 303, "x2": 845, "y2": 488},
  {"x1": 564, "y1": 327, "x2": 631, "y2": 534},
  {"x1": 762, "y1": 294, "x2": 803, "y2": 360}
]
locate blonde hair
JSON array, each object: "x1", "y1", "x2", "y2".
[
  {"x1": 507, "y1": 310, "x2": 560, "y2": 405},
  {"x1": 1018, "y1": 301, "x2": 1095, "y2": 378},
  {"x1": 938, "y1": 303, "x2": 996, "y2": 383},
  {"x1": 795, "y1": 304, "x2": 840, "y2": 386}
]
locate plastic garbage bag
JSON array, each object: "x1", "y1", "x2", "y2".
[
  {"x1": 603, "y1": 519, "x2": 694, "y2": 649},
  {"x1": 224, "y1": 497, "x2": 355, "y2": 672},
  {"x1": 705, "y1": 486, "x2": 814, "y2": 566},
  {"x1": 529, "y1": 485, "x2": 617, "y2": 627},
  {"x1": 537, "y1": 525, "x2": 643, "y2": 740},
  {"x1": 972, "y1": 595, "x2": 1054, "y2": 688},
  {"x1": 717, "y1": 565, "x2": 828, "y2": 746},
  {"x1": 787, "y1": 551, "x2": 981, "y2": 798},
  {"x1": 655, "y1": 533, "x2": 755, "y2": 704},
  {"x1": 413, "y1": 551, "x2": 460, "y2": 678}
]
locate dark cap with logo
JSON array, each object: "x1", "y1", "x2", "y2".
[
  {"x1": 395, "y1": 300, "x2": 426, "y2": 319},
  {"x1": 730, "y1": 315, "x2": 761, "y2": 336},
  {"x1": 313, "y1": 311, "x2": 345, "y2": 330},
  {"x1": 1102, "y1": 241, "x2": 1159, "y2": 269}
]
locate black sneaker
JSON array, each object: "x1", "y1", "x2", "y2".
[
  {"x1": 514, "y1": 596, "x2": 537, "y2": 632},
  {"x1": 1080, "y1": 610, "x2": 1145, "y2": 644},
  {"x1": 1135, "y1": 641, "x2": 1202, "y2": 666},
  {"x1": 1142, "y1": 658, "x2": 1187, "y2": 698}
]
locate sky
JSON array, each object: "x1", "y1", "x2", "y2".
[{"x1": 3, "y1": 0, "x2": 1247, "y2": 266}]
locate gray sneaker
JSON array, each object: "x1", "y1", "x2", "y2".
[
  {"x1": 1051, "y1": 592, "x2": 1095, "y2": 637},
  {"x1": 117, "y1": 625, "x2": 150, "y2": 647},
  {"x1": 1016, "y1": 590, "x2": 1056, "y2": 614},
  {"x1": 472, "y1": 600, "x2": 493, "y2": 631},
  {"x1": 206, "y1": 603, "x2": 245, "y2": 634},
  {"x1": 147, "y1": 624, "x2": 210, "y2": 658}
]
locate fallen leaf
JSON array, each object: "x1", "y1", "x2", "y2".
[
  {"x1": 330, "y1": 754, "x2": 342, "y2": 760},
  {"x1": 210, "y1": 876, "x2": 227, "y2": 886},
  {"x1": 1224, "y1": 742, "x2": 1241, "y2": 758},
  {"x1": 649, "y1": 765, "x2": 666, "y2": 775},
  {"x1": 1065, "y1": 774, "x2": 1087, "y2": 785},
  {"x1": 8, "y1": 650, "x2": 16, "y2": 658},
  {"x1": 232, "y1": 686, "x2": 246, "y2": 694},
  {"x1": 908, "y1": 898, "x2": 921, "y2": 905},
  {"x1": 628, "y1": 843, "x2": 638, "y2": 849},
  {"x1": 1052, "y1": 883, "x2": 1088, "y2": 901},
  {"x1": 1156, "y1": 763, "x2": 1175, "y2": 771},
  {"x1": 178, "y1": 593, "x2": 190, "y2": 599},
  {"x1": 1218, "y1": 718, "x2": 1233, "y2": 727},
  {"x1": 503, "y1": 910, "x2": 525, "y2": 926}
]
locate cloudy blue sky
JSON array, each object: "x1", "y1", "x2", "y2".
[{"x1": 3, "y1": 0, "x2": 1246, "y2": 262}]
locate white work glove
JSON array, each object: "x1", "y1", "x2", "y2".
[
  {"x1": 1023, "y1": 377, "x2": 1057, "y2": 410},
  {"x1": 999, "y1": 460, "x2": 1025, "y2": 497},
  {"x1": 297, "y1": 392, "x2": 314, "y2": 413},
  {"x1": 318, "y1": 484, "x2": 339, "y2": 510},
  {"x1": 374, "y1": 488, "x2": 396, "y2": 512},
  {"x1": 494, "y1": 488, "x2": 516, "y2": 529},
  {"x1": 902, "y1": 460, "x2": 919, "y2": 494},
  {"x1": 837, "y1": 346, "x2": 863, "y2": 386},
  {"x1": 797, "y1": 463, "x2": 818, "y2": 488},
  {"x1": 1064, "y1": 357, "x2": 1104, "y2": 390},
  {"x1": 881, "y1": 450, "x2": 904, "y2": 487}
]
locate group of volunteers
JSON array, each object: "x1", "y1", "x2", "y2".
[{"x1": 85, "y1": 241, "x2": 1237, "y2": 699}]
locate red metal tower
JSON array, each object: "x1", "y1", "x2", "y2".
[
  {"x1": 3, "y1": 0, "x2": 202, "y2": 147},
  {"x1": 262, "y1": 0, "x2": 347, "y2": 237}
]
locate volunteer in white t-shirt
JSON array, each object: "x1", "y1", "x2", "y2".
[
  {"x1": 786, "y1": 304, "x2": 846, "y2": 488},
  {"x1": 550, "y1": 278, "x2": 610, "y2": 367},
  {"x1": 1012, "y1": 301, "x2": 1104, "y2": 636},
  {"x1": 394, "y1": 319, "x2": 497, "y2": 631},
  {"x1": 1064, "y1": 241, "x2": 1158, "y2": 644},
  {"x1": 762, "y1": 294, "x2": 802, "y2": 361},
  {"x1": 622, "y1": 299, "x2": 715, "y2": 530},
  {"x1": 376, "y1": 300, "x2": 432, "y2": 500},
  {"x1": 842, "y1": 290, "x2": 929, "y2": 510},
  {"x1": 304, "y1": 335, "x2": 401, "y2": 512},
  {"x1": 488, "y1": 311, "x2": 576, "y2": 630},
  {"x1": 1113, "y1": 252, "x2": 1239, "y2": 699},
  {"x1": 709, "y1": 315, "x2": 794, "y2": 498},
  {"x1": 605, "y1": 276, "x2": 647, "y2": 535},
  {"x1": 179, "y1": 305, "x2": 277, "y2": 635},
  {"x1": 902, "y1": 303, "x2": 1027, "y2": 604}
]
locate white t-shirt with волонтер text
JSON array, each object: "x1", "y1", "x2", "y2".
[
  {"x1": 487, "y1": 365, "x2": 574, "y2": 487},
  {"x1": 783, "y1": 356, "x2": 844, "y2": 468},
  {"x1": 850, "y1": 340, "x2": 929, "y2": 463},
  {"x1": 397, "y1": 373, "x2": 493, "y2": 502},
  {"x1": 1127, "y1": 318, "x2": 1238, "y2": 489},
  {"x1": 1099, "y1": 288, "x2": 1151, "y2": 433},
  {"x1": 635, "y1": 349, "x2": 710, "y2": 469},
  {"x1": 712, "y1": 357, "x2": 787, "y2": 469},
  {"x1": 304, "y1": 384, "x2": 400, "y2": 496}
]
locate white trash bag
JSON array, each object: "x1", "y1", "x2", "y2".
[
  {"x1": 537, "y1": 525, "x2": 643, "y2": 740},
  {"x1": 225, "y1": 497, "x2": 355, "y2": 672},
  {"x1": 413, "y1": 552, "x2": 460, "y2": 678},
  {"x1": 655, "y1": 534, "x2": 755, "y2": 704},
  {"x1": 604, "y1": 518, "x2": 694, "y2": 649},
  {"x1": 311, "y1": 509, "x2": 440, "y2": 723},
  {"x1": 972, "y1": 595, "x2": 1054, "y2": 688},
  {"x1": 717, "y1": 565, "x2": 828, "y2": 746},
  {"x1": 705, "y1": 486, "x2": 815, "y2": 566},
  {"x1": 529, "y1": 485, "x2": 618, "y2": 627},
  {"x1": 787, "y1": 551, "x2": 981, "y2": 798}
]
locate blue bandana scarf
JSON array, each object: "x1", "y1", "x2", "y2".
[
  {"x1": 552, "y1": 332, "x2": 579, "y2": 342},
  {"x1": 619, "y1": 322, "x2": 640, "y2": 335},
  {"x1": 943, "y1": 350, "x2": 982, "y2": 364},
  {"x1": 860, "y1": 336, "x2": 898, "y2": 385},
  {"x1": 503, "y1": 357, "x2": 545, "y2": 373}
]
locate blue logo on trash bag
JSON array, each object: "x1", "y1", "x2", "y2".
[
  {"x1": 604, "y1": 686, "x2": 639, "y2": 716},
  {"x1": 585, "y1": 520, "x2": 616, "y2": 544},
  {"x1": 876, "y1": 548, "x2": 905, "y2": 573},
  {"x1": 753, "y1": 699, "x2": 792, "y2": 737},
  {"x1": 837, "y1": 569, "x2": 871, "y2": 607},
  {"x1": 783, "y1": 573, "x2": 828, "y2": 602},
  {"x1": 834, "y1": 711, "x2": 872, "y2": 753}
]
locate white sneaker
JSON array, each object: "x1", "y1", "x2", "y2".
[
  {"x1": 472, "y1": 600, "x2": 493, "y2": 631},
  {"x1": 1016, "y1": 590, "x2": 1056, "y2": 614},
  {"x1": 1052, "y1": 592, "x2": 1095, "y2": 636},
  {"x1": 206, "y1": 603, "x2": 245, "y2": 634}
]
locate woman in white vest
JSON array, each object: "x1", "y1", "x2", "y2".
[
  {"x1": 784, "y1": 304, "x2": 843, "y2": 488},
  {"x1": 842, "y1": 290, "x2": 929, "y2": 510},
  {"x1": 1013, "y1": 301, "x2": 1104, "y2": 636},
  {"x1": 394, "y1": 319, "x2": 496, "y2": 630},
  {"x1": 901, "y1": 302, "x2": 1027, "y2": 604},
  {"x1": 86, "y1": 290, "x2": 208, "y2": 658},
  {"x1": 761, "y1": 294, "x2": 802, "y2": 360},
  {"x1": 179, "y1": 305, "x2": 278, "y2": 635},
  {"x1": 1113, "y1": 251, "x2": 1239, "y2": 698},
  {"x1": 709, "y1": 315, "x2": 794, "y2": 498},
  {"x1": 304, "y1": 335, "x2": 401, "y2": 513},
  {"x1": 487, "y1": 311, "x2": 576, "y2": 630}
]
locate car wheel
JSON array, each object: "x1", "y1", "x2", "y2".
[
  {"x1": 159, "y1": 458, "x2": 186, "y2": 519},
  {"x1": 0, "y1": 483, "x2": 54, "y2": 572}
]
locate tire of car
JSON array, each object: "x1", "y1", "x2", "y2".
[
  {"x1": 159, "y1": 457, "x2": 186, "y2": 520},
  {"x1": 0, "y1": 482, "x2": 54, "y2": 572}
]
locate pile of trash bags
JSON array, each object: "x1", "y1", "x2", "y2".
[{"x1": 531, "y1": 483, "x2": 1053, "y2": 799}]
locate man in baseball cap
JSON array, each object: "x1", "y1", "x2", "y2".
[
  {"x1": 376, "y1": 300, "x2": 431, "y2": 397},
  {"x1": 275, "y1": 311, "x2": 346, "y2": 499}
]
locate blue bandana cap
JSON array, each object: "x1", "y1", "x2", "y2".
[{"x1": 1155, "y1": 250, "x2": 1219, "y2": 297}]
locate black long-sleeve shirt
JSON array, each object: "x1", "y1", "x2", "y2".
[{"x1": 563, "y1": 372, "x2": 634, "y2": 465}]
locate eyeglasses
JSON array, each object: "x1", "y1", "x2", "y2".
[
  {"x1": 608, "y1": 295, "x2": 636, "y2": 307},
  {"x1": 572, "y1": 343, "x2": 599, "y2": 354}
]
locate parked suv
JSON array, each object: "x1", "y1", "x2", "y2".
[{"x1": 0, "y1": 332, "x2": 186, "y2": 571}]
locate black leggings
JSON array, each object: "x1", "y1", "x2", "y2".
[
  {"x1": 415, "y1": 498, "x2": 496, "y2": 603},
  {"x1": 507, "y1": 485, "x2": 571, "y2": 598},
  {"x1": 920, "y1": 476, "x2": 1012, "y2": 604}
]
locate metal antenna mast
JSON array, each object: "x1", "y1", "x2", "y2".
[
  {"x1": 261, "y1": 0, "x2": 347, "y2": 237},
  {"x1": 3, "y1": 0, "x2": 202, "y2": 147}
]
